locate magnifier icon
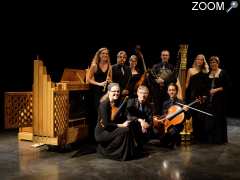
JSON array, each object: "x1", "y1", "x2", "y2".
[{"x1": 226, "y1": 1, "x2": 238, "y2": 13}]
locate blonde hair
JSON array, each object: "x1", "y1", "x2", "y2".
[
  {"x1": 87, "y1": 47, "x2": 112, "y2": 84},
  {"x1": 91, "y1": 47, "x2": 110, "y2": 66},
  {"x1": 129, "y1": 55, "x2": 138, "y2": 62},
  {"x1": 192, "y1": 54, "x2": 209, "y2": 73}
]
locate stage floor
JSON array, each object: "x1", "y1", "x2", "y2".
[{"x1": 1, "y1": 118, "x2": 240, "y2": 180}]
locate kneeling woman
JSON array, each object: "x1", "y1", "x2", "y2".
[{"x1": 95, "y1": 83, "x2": 138, "y2": 161}]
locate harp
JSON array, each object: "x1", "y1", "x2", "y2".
[
  {"x1": 176, "y1": 44, "x2": 194, "y2": 143},
  {"x1": 176, "y1": 44, "x2": 188, "y2": 100}
]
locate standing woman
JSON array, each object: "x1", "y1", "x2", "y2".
[
  {"x1": 95, "y1": 83, "x2": 137, "y2": 161},
  {"x1": 128, "y1": 55, "x2": 141, "y2": 98},
  {"x1": 185, "y1": 54, "x2": 209, "y2": 143},
  {"x1": 186, "y1": 54, "x2": 209, "y2": 94},
  {"x1": 87, "y1": 47, "x2": 112, "y2": 140},
  {"x1": 207, "y1": 56, "x2": 231, "y2": 144}
]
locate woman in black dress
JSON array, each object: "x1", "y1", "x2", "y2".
[
  {"x1": 128, "y1": 55, "x2": 141, "y2": 98},
  {"x1": 206, "y1": 56, "x2": 231, "y2": 144},
  {"x1": 87, "y1": 47, "x2": 112, "y2": 140},
  {"x1": 95, "y1": 83, "x2": 138, "y2": 161},
  {"x1": 185, "y1": 54, "x2": 209, "y2": 143}
]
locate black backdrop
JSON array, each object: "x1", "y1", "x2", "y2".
[{"x1": 1, "y1": 1, "x2": 239, "y2": 129}]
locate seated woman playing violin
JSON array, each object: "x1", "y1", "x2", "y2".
[{"x1": 153, "y1": 83, "x2": 191, "y2": 149}]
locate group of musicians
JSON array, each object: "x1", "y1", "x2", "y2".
[{"x1": 86, "y1": 47, "x2": 231, "y2": 161}]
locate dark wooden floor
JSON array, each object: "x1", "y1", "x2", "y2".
[{"x1": 1, "y1": 118, "x2": 240, "y2": 180}]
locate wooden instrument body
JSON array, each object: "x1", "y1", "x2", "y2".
[
  {"x1": 153, "y1": 105, "x2": 185, "y2": 133},
  {"x1": 33, "y1": 61, "x2": 90, "y2": 146},
  {"x1": 111, "y1": 96, "x2": 129, "y2": 121},
  {"x1": 163, "y1": 105, "x2": 185, "y2": 132},
  {"x1": 5, "y1": 60, "x2": 89, "y2": 146},
  {"x1": 176, "y1": 44, "x2": 193, "y2": 135},
  {"x1": 153, "y1": 98, "x2": 202, "y2": 135},
  {"x1": 134, "y1": 45, "x2": 148, "y2": 89}
]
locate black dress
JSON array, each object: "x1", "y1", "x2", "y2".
[
  {"x1": 89, "y1": 66, "x2": 109, "y2": 140},
  {"x1": 90, "y1": 67, "x2": 109, "y2": 109},
  {"x1": 206, "y1": 69, "x2": 231, "y2": 144},
  {"x1": 128, "y1": 73, "x2": 141, "y2": 98},
  {"x1": 185, "y1": 71, "x2": 209, "y2": 143},
  {"x1": 95, "y1": 98, "x2": 137, "y2": 161}
]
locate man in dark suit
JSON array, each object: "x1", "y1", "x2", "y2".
[
  {"x1": 126, "y1": 85, "x2": 153, "y2": 151},
  {"x1": 112, "y1": 51, "x2": 132, "y2": 95},
  {"x1": 151, "y1": 49, "x2": 177, "y2": 113}
]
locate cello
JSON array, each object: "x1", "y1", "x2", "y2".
[
  {"x1": 134, "y1": 45, "x2": 149, "y2": 89},
  {"x1": 153, "y1": 98, "x2": 206, "y2": 134}
]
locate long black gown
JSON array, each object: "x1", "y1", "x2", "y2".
[
  {"x1": 185, "y1": 71, "x2": 209, "y2": 143},
  {"x1": 95, "y1": 98, "x2": 137, "y2": 161},
  {"x1": 89, "y1": 67, "x2": 108, "y2": 140},
  {"x1": 206, "y1": 69, "x2": 231, "y2": 144}
]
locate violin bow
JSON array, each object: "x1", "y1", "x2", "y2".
[{"x1": 175, "y1": 102, "x2": 213, "y2": 117}]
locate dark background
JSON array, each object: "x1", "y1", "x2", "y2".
[{"x1": 1, "y1": 1, "x2": 239, "y2": 129}]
